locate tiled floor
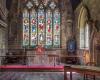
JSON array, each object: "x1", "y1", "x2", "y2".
[{"x1": 0, "y1": 72, "x2": 100, "y2": 80}]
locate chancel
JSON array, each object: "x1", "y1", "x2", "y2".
[{"x1": 0, "y1": 0, "x2": 100, "y2": 80}]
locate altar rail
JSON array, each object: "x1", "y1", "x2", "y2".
[
  {"x1": 0, "y1": 54, "x2": 83, "y2": 66},
  {"x1": 0, "y1": 54, "x2": 60, "y2": 66}
]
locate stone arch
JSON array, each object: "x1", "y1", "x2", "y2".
[
  {"x1": 78, "y1": 6, "x2": 88, "y2": 29},
  {"x1": 77, "y1": 5, "x2": 90, "y2": 64},
  {"x1": 77, "y1": 5, "x2": 89, "y2": 49}
]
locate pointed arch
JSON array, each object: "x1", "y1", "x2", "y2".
[{"x1": 78, "y1": 6, "x2": 90, "y2": 50}]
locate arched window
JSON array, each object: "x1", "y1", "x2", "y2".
[
  {"x1": 22, "y1": 1, "x2": 61, "y2": 48},
  {"x1": 79, "y1": 7, "x2": 90, "y2": 50}
]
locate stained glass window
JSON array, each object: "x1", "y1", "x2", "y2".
[
  {"x1": 53, "y1": 9, "x2": 60, "y2": 48},
  {"x1": 46, "y1": 9, "x2": 53, "y2": 48},
  {"x1": 85, "y1": 23, "x2": 89, "y2": 50},
  {"x1": 30, "y1": 9, "x2": 37, "y2": 47},
  {"x1": 26, "y1": 1, "x2": 33, "y2": 9},
  {"x1": 80, "y1": 23, "x2": 89, "y2": 50},
  {"x1": 22, "y1": 1, "x2": 61, "y2": 48},
  {"x1": 38, "y1": 4, "x2": 45, "y2": 46},
  {"x1": 32, "y1": 0, "x2": 39, "y2": 6},
  {"x1": 79, "y1": 7, "x2": 90, "y2": 50},
  {"x1": 22, "y1": 9, "x2": 30, "y2": 47},
  {"x1": 80, "y1": 27, "x2": 85, "y2": 49}
]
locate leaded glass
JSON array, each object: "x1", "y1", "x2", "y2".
[
  {"x1": 26, "y1": 1, "x2": 33, "y2": 9},
  {"x1": 46, "y1": 9, "x2": 53, "y2": 48},
  {"x1": 22, "y1": 1, "x2": 61, "y2": 48},
  {"x1": 38, "y1": 4, "x2": 45, "y2": 46},
  {"x1": 30, "y1": 9, "x2": 37, "y2": 47},
  {"x1": 85, "y1": 23, "x2": 89, "y2": 50},
  {"x1": 53, "y1": 9, "x2": 60, "y2": 47},
  {"x1": 80, "y1": 27, "x2": 85, "y2": 49},
  {"x1": 23, "y1": 9, "x2": 30, "y2": 47},
  {"x1": 50, "y1": 2, "x2": 56, "y2": 9},
  {"x1": 80, "y1": 23, "x2": 90, "y2": 50}
]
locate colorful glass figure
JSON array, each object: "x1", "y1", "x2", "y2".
[
  {"x1": 53, "y1": 9, "x2": 60, "y2": 47},
  {"x1": 46, "y1": 9, "x2": 53, "y2": 48},
  {"x1": 38, "y1": 4, "x2": 45, "y2": 46},
  {"x1": 23, "y1": 9, "x2": 30, "y2": 47},
  {"x1": 30, "y1": 9, "x2": 37, "y2": 47}
]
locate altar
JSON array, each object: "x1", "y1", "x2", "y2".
[{"x1": 26, "y1": 47, "x2": 61, "y2": 66}]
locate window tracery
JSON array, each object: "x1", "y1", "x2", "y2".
[{"x1": 22, "y1": 0, "x2": 61, "y2": 48}]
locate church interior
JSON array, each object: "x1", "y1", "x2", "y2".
[{"x1": 0, "y1": 0, "x2": 100, "y2": 80}]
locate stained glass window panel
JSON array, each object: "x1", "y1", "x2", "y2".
[
  {"x1": 53, "y1": 9, "x2": 60, "y2": 47},
  {"x1": 30, "y1": 9, "x2": 37, "y2": 47},
  {"x1": 26, "y1": 1, "x2": 33, "y2": 9},
  {"x1": 38, "y1": 4, "x2": 45, "y2": 46},
  {"x1": 46, "y1": 9, "x2": 53, "y2": 48},
  {"x1": 22, "y1": 1, "x2": 61, "y2": 48},
  {"x1": 23, "y1": 9, "x2": 30, "y2": 47}
]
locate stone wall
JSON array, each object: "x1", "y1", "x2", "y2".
[
  {"x1": 75, "y1": 0, "x2": 100, "y2": 65},
  {"x1": 0, "y1": 0, "x2": 8, "y2": 65},
  {"x1": 0, "y1": 28, "x2": 8, "y2": 65},
  {"x1": 83, "y1": 0, "x2": 100, "y2": 22}
]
